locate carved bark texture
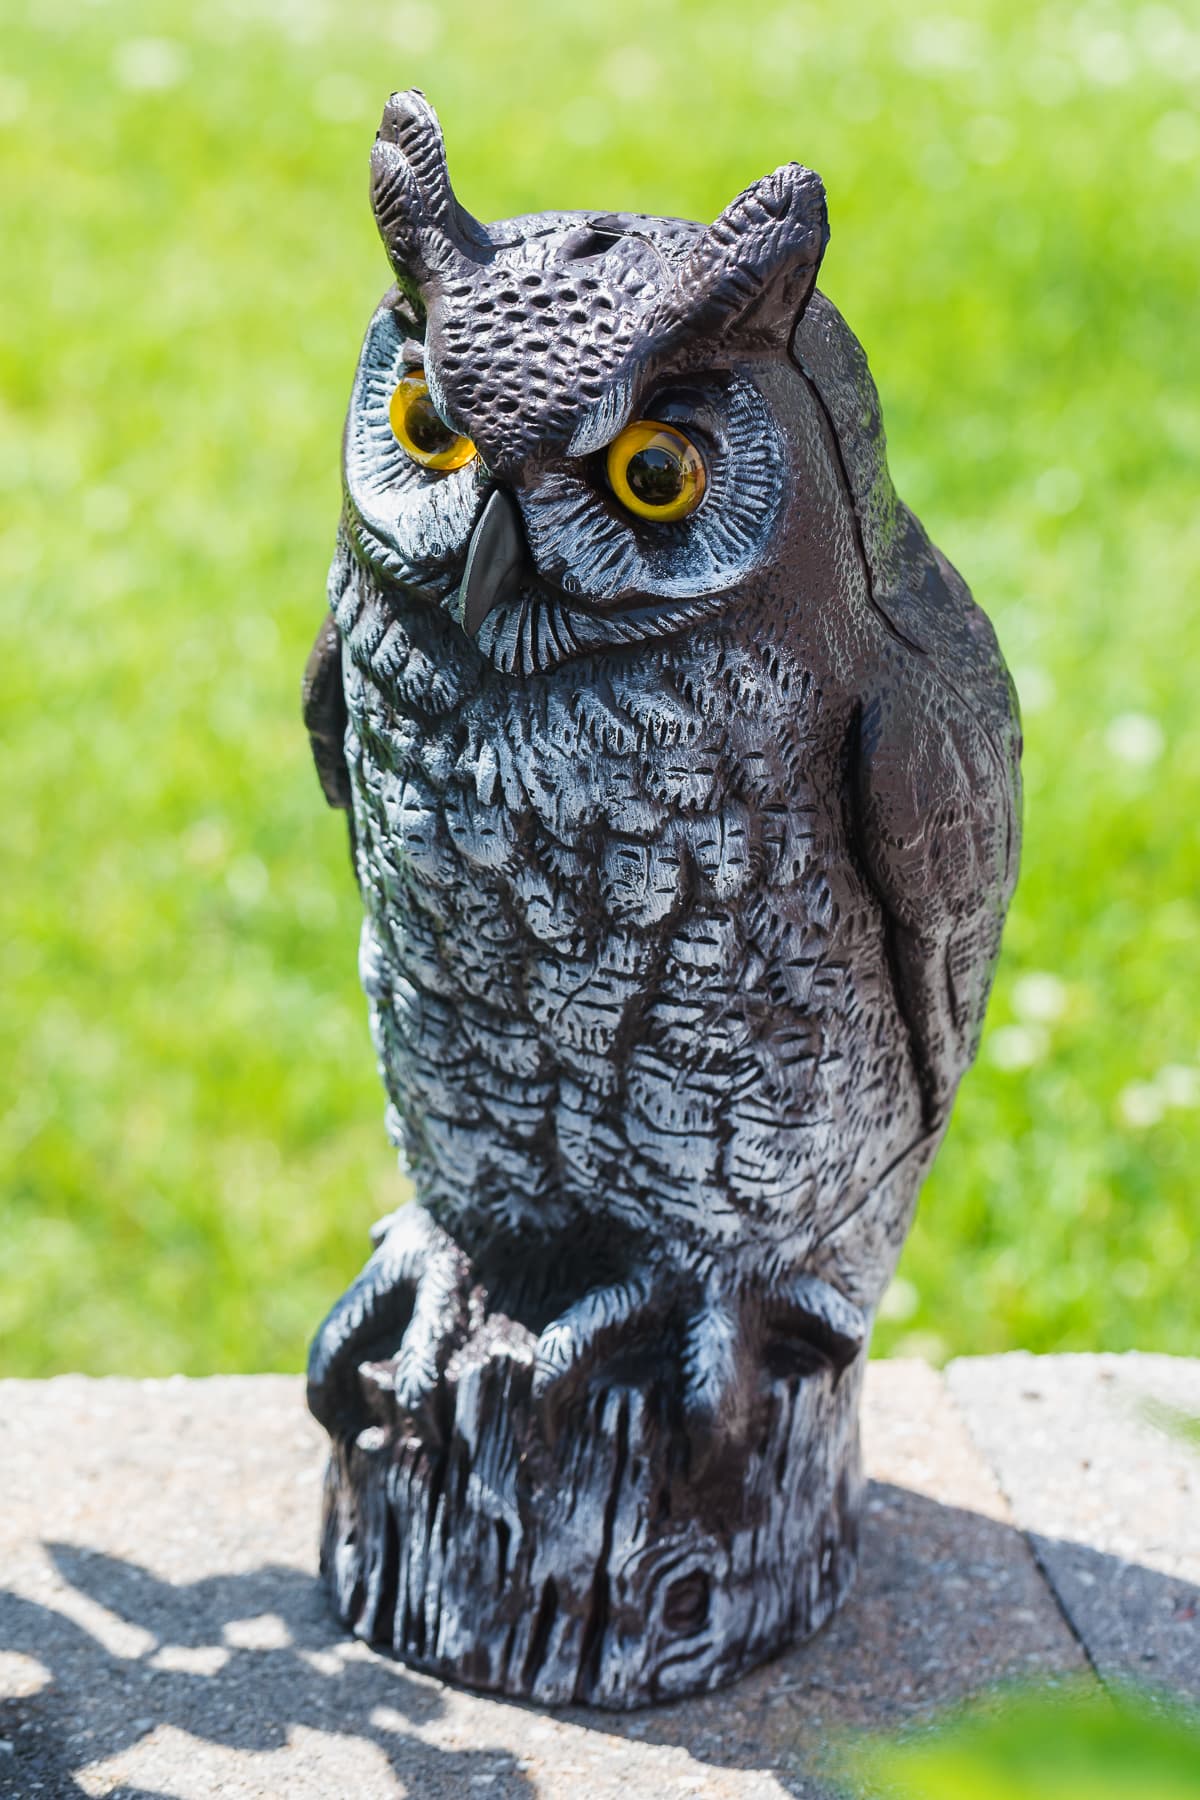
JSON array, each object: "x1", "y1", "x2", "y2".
[{"x1": 320, "y1": 1330, "x2": 863, "y2": 1708}]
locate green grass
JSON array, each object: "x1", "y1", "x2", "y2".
[
  {"x1": 844, "y1": 1683, "x2": 1200, "y2": 1800},
  {"x1": 1, "y1": 0, "x2": 1197, "y2": 1375}
]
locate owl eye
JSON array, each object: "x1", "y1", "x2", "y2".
[
  {"x1": 606, "y1": 420, "x2": 706, "y2": 522},
  {"x1": 388, "y1": 373, "x2": 476, "y2": 472}
]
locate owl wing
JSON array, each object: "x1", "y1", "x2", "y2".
[
  {"x1": 792, "y1": 292, "x2": 1022, "y2": 1133},
  {"x1": 303, "y1": 612, "x2": 357, "y2": 863},
  {"x1": 852, "y1": 529, "x2": 1022, "y2": 1133}
]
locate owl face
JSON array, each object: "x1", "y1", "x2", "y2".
[{"x1": 342, "y1": 93, "x2": 831, "y2": 675}]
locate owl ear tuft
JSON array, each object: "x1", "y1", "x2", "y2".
[
  {"x1": 658, "y1": 163, "x2": 829, "y2": 347},
  {"x1": 370, "y1": 90, "x2": 487, "y2": 304}
]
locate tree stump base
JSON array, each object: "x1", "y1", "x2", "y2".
[{"x1": 319, "y1": 1320, "x2": 864, "y2": 1709}]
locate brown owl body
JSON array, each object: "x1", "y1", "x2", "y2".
[{"x1": 304, "y1": 93, "x2": 1021, "y2": 1706}]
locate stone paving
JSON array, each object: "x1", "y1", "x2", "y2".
[{"x1": 0, "y1": 1354, "x2": 1195, "y2": 1798}]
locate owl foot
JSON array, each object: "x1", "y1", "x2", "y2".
[
  {"x1": 531, "y1": 1264, "x2": 865, "y2": 1475},
  {"x1": 531, "y1": 1269, "x2": 664, "y2": 1446},
  {"x1": 306, "y1": 1204, "x2": 475, "y2": 1443}
]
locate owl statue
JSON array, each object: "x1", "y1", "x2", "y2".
[{"x1": 303, "y1": 91, "x2": 1022, "y2": 1708}]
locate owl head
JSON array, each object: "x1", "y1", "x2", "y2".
[{"x1": 342, "y1": 90, "x2": 846, "y2": 675}]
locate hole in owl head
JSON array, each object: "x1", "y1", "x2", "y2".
[{"x1": 559, "y1": 226, "x2": 625, "y2": 262}]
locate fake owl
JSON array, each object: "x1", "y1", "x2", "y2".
[{"x1": 303, "y1": 92, "x2": 1022, "y2": 1706}]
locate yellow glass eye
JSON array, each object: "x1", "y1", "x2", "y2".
[
  {"x1": 388, "y1": 373, "x2": 476, "y2": 471},
  {"x1": 606, "y1": 420, "x2": 706, "y2": 522}
]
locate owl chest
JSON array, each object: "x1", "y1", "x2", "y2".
[
  {"x1": 342, "y1": 601, "x2": 872, "y2": 1082},
  {"x1": 347, "y1": 657, "x2": 757, "y2": 950}
]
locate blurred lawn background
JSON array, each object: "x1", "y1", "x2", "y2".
[{"x1": 1, "y1": 0, "x2": 1197, "y2": 1376}]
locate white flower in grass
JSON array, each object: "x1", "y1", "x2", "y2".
[
  {"x1": 1079, "y1": 29, "x2": 1135, "y2": 87},
  {"x1": 1118, "y1": 1063, "x2": 1199, "y2": 1128},
  {"x1": 988, "y1": 1025, "x2": 1048, "y2": 1071},
  {"x1": 112, "y1": 38, "x2": 188, "y2": 93},
  {"x1": 1105, "y1": 712, "x2": 1165, "y2": 767},
  {"x1": 226, "y1": 855, "x2": 268, "y2": 906},
  {"x1": 1118, "y1": 1083, "x2": 1165, "y2": 1129},
  {"x1": 1012, "y1": 665, "x2": 1056, "y2": 714},
  {"x1": 1012, "y1": 972, "x2": 1069, "y2": 1025},
  {"x1": 1159, "y1": 1064, "x2": 1200, "y2": 1108},
  {"x1": 878, "y1": 1277, "x2": 918, "y2": 1323},
  {"x1": 1034, "y1": 466, "x2": 1082, "y2": 516}
]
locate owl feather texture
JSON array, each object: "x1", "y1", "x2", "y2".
[{"x1": 304, "y1": 91, "x2": 1022, "y2": 1707}]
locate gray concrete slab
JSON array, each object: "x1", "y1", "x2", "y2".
[
  {"x1": 0, "y1": 1364, "x2": 1086, "y2": 1799},
  {"x1": 947, "y1": 1352, "x2": 1200, "y2": 1705}
]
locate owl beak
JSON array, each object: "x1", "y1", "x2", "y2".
[{"x1": 455, "y1": 487, "x2": 529, "y2": 639}]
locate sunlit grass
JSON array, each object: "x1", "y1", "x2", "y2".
[
  {"x1": 1, "y1": 0, "x2": 1197, "y2": 1373},
  {"x1": 842, "y1": 1682, "x2": 1200, "y2": 1800}
]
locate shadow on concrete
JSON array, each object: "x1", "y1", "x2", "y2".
[
  {"x1": 1, "y1": 1480, "x2": 1193, "y2": 1798},
  {"x1": 0, "y1": 1550, "x2": 528, "y2": 1800}
]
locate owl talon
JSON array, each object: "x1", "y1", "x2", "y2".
[
  {"x1": 306, "y1": 1205, "x2": 474, "y2": 1440},
  {"x1": 529, "y1": 1263, "x2": 867, "y2": 1474},
  {"x1": 761, "y1": 1272, "x2": 866, "y2": 1379},
  {"x1": 531, "y1": 1270, "x2": 662, "y2": 1445},
  {"x1": 530, "y1": 1271, "x2": 755, "y2": 1465},
  {"x1": 682, "y1": 1272, "x2": 866, "y2": 1477},
  {"x1": 679, "y1": 1292, "x2": 754, "y2": 1480}
]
